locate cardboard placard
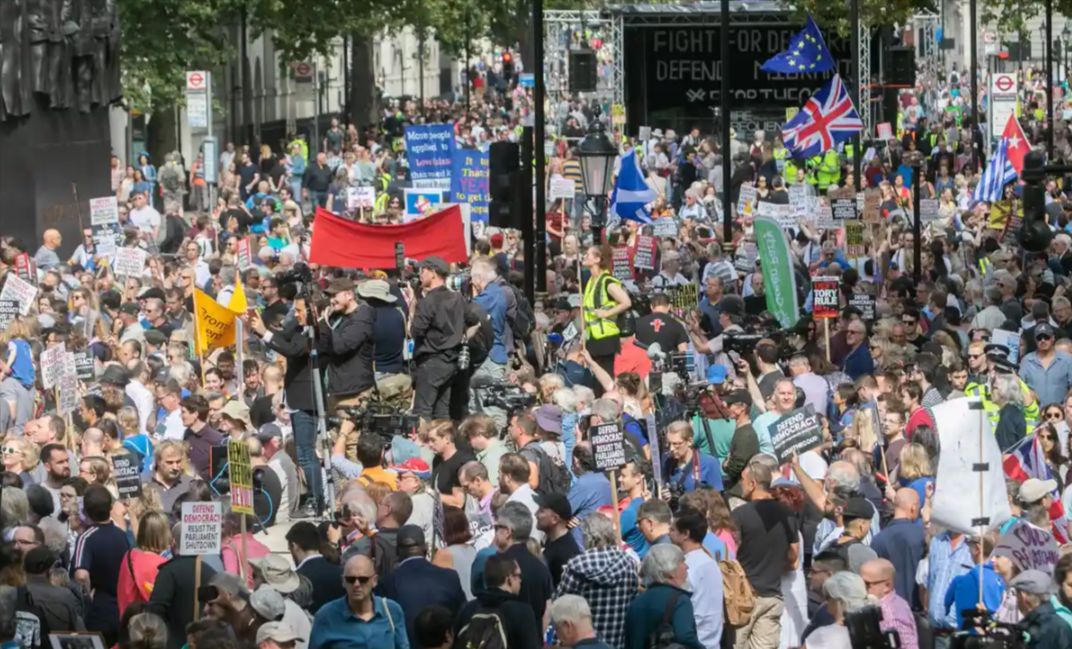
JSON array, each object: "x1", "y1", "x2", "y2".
[
  {"x1": 664, "y1": 283, "x2": 699, "y2": 315},
  {"x1": 611, "y1": 246, "x2": 632, "y2": 282},
  {"x1": 848, "y1": 293, "x2": 876, "y2": 321},
  {"x1": 0, "y1": 274, "x2": 37, "y2": 316},
  {"x1": 815, "y1": 202, "x2": 836, "y2": 229},
  {"x1": 789, "y1": 185, "x2": 811, "y2": 216},
  {"x1": 633, "y1": 235, "x2": 657, "y2": 271},
  {"x1": 771, "y1": 405, "x2": 824, "y2": 463},
  {"x1": 638, "y1": 126, "x2": 652, "y2": 142},
  {"x1": 845, "y1": 222, "x2": 866, "y2": 257},
  {"x1": 14, "y1": 253, "x2": 36, "y2": 286},
  {"x1": 919, "y1": 198, "x2": 941, "y2": 223},
  {"x1": 651, "y1": 218, "x2": 679, "y2": 238},
  {"x1": 350, "y1": 186, "x2": 376, "y2": 210},
  {"x1": 993, "y1": 520, "x2": 1059, "y2": 573},
  {"x1": 812, "y1": 277, "x2": 840, "y2": 319},
  {"x1": 113, "y1": 248, "x2": 147, "y2": 277},
  {"x1": 0, "y1": 299, "x2": 18, "y2": 331},
  {"x1": 236, "y1": 237, "x2": 252, "y2": 271},
  {"x1": 112, "y1": 455, "x2": 143, "y2": 500},
  {"x1": 227, "y1": 439, "x2": 254, "y2": 515},
  {"x1": 862, "y1": 190, "x2": 882, "y2": 223},
  {"x1": 74, "y1": 351, "x2": 96, "y2": 381},
  {"x1": 590, "y1": 423, "x2": 627, "y2": 471},
  {"x1": 40, "y1": 344, "x2": 67, "y2": 390},
  {"x1": 180, "y1": 501, "x2": 223, "y2": 556},
  {"x1": 736, "y1": 241, "x2": 758, "y2": 273},
  {"x1": 549, "y1": 177, "x2": 576, "y2": 201},
  {"x1": 57, "y1": 372, "x2": 79, "y2": 416},
  {"x1": 90, "y1": 196, "x2": 121, "y2": 257},
  {"x1": 832, "y1": 198, "x2": 858, "y2": 220},
  {"x1": 737, "y1": 184, "x2": 757, "y2": 217}
]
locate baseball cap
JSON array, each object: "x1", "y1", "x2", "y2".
[
  {"x1": 1008, "y1": 569, "x2": 1055, "y2": 595},
  {"x1": 118, "y1": 302, "x2": 140, "y2": 316},
  {"x1": 420, "y1": 256, "x2": 450, "y2": 276},
  {"x1": 535, "y1": 404, "x2": 563, "y2": 436},
  {"x1": 257, "y1": 423, "x2": 283, "y2": 442},
  {"x1": 249, "y1": 586, "x2": 286, "y2": 621},
  {"x1": 396, "y1": 524, "x2": 426, "y2": 548},
  {"x1": 256, "y1": 622, "x2": 300, "y2": 646},
  {"x1": 137, "y1": 287, "x2": 166, "y2": 301},
  {"x1": 390, "y1": 457, "x2": 431, "y2": 480},
  {"x1": 707, "y1": 364, "x2": 728, "y2": 385},
  {"x1": 537, "y1": 493, "x2": 573, "y2": 521},
  {"x1": 1035, "y1": 323, "x2": 1056, "y2": 339},
  {"x1": 842, "y1": 496, "x2": 875, "y2": 521},
  {"x1": 722, "y1": 389, "x2": 752, "y2": 408},
  {"x1": 1019, "y1": 478, "x2": 1058, "y2": 504}
]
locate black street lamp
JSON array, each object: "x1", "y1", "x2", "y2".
[{"x1": 577, "y1": 122, "x2": 618, "y2": 243}]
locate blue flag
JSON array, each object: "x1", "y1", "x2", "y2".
[
  {"x1": 761, "y1": 16, "x2": 835, "y2": 74},
  {"x1": 972, "y1": 139, "x2": 1018, "y2": 203},
  {"x1": 610, "y1": 149, "x2": 656, "y2": 224}
]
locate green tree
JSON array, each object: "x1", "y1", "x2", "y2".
[{"x1": 786, "y1": 0, "x2": 936, "y2": 33}]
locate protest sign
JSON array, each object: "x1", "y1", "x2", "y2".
[
  {"x1": 815, "y1": 202, "x2": 835, "y2": 229},
  {"x1": 57, "y1": 370, "x2": 79, "y2": 415},
  {"x1": 228, "y1": 439, "x2": 254, "y2": 515},
  {"x1": 74, "y1": 351, "x2": 95, "y2": 381},
  {"x1": 111, "y1": 455, "x2": 143, "y2": 500},
  {"x1": 771, "y1": 406, "x2": 823, "y2": 463},
  {"x1": 40, "y1": 344, "x2": 66, "y2": 390},
  {"x1": 652, "y1": 218, "x2": 679, "y2": 238},
  {"x1": 862, "y1": 190, "x2": 882, "y2": 223},
  {"x1": 14, "y1": 253, "x2": 36, "y2": 286},
  {"x1": 0, "y1": 300, "x2": 18, "y2": 331},
  {"x1": 549, "y1": 177, "x2": 576, "y2": 201},
  {"x1": 848, "y1": 292, "x2": 876, "y2": 321},
  {"x1": 992, "y1": 329, "x2": 1021, "y2": 364},
  {"x1": 756, "y1": 202, "x2": 795, "y2": 229},
  {"x1": 931, "y1": 398, "x2": 1012, "y2": 534},
  {"x1": 405, "y1": 123, "x2": 455, "y2": 188},
  {"x1": 180, "y1": 501, "x2": 223, "y2": 556},
  {"x1": 994, "y1": 520, "x2": 1059, "y2": 573},
  {"x1": 845, "y1": 222, "x2": 866, "y2": 257},
  {"x1": 0, "y1": 274, "x2": 37, "y2": 316},
  {"x1": 664, "y1": 284, "x2": 699, "y2": 315},
  {"x1": 611, "y1": 246, "x2": 632, "y2": 282},
  {"x1": 113, "y1": 248, "x2": 147, "y2": 277},
  {"x1": 638, "y1": 126, "x2": 652, "y2": 142},
  {"x1": 736, "y1": 241, "x2": 758, "y2": 273},
  {"x1": 235, "y1": 237, "x2": 252, "y2": 271},
  {"x1": 812, "y1": 277, "x2": 840, "y2": 319},
  {"x1": 633, "y1": 235, "x2": 657, "y2": 271},
  {"x1": 832, "y1": 198, "x2": 858, "y2": 220},
  {"x1": 90, "y1": 196, "x2": 121, "y2": 256},
  {"x1": 590, "y1": 423, "x2": 627, "y2": 471},
  {"x1": 347, "y1": 186, "x2": 377, "y2": 211},
  {"x1": 789, "y1": 185, "x2": 811, "y2": 216},
  {"x1": 450, "y1": 148, "x2": 490, "y2": 222},
  {"x1": 403, "y1": 188, "x2": 446, "y2": 219},
  {"x1": 919, "y1": 199, "x2": 941, "y2": 223},
  {"x1": 737, "y1": 184, "x2": 757, "y2": 217}
]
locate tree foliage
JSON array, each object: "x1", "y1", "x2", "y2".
[{"x1": 785, "y1": 0, "x2": 936, "y2": 34}]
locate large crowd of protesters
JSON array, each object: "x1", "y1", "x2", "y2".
[{"x1": 7, "y1": 55, "x2": 1072, "y2": 649}]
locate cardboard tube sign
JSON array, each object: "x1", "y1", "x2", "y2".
[{"x1": 771, "y1": 405, "x2": 823, "y2": 464}]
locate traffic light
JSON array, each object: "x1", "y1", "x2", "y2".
[
  {"x1": 1020, "y1": 150, "x2": 1054, "y2": 253},
  {"x1": 489, "y1": 141, "x2": 522, "y2": 229},
  {"x1": 501, "y1": 51, "x2": 515, "y2": 82}
]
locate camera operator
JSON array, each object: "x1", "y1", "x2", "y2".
[
  {"x1": 319, "y1": 277, "x2": 376, "y2": 409},
  {"x1": 245, "y1": 294, "x2": 323, "y2": 518},
  {"x1": 467, "y1": 257, "x2": 509, "y2": 424},
  {"x1": 405, "y1": 257, "x2": 467, "y2": 420}
]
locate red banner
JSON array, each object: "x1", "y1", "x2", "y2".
[{"x1": 310, "y1": 205, "x2": 468, "y2": 269}]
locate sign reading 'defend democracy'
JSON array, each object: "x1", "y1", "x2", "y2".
[
  {"x1": 450, "y1": 149, "x2": 490, "y2": 222},
  {"x1": 771, "y1": 405, "x2": 823, "y2": 463},
  {"x1": 181, "y1": 501, "x2": 223, "y2": 556},
  {"x1": 406, "y1": 124, "x2": 456, "y2": 188}
]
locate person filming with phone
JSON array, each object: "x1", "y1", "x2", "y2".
[{"x1": 318, "y1": 276, "x2": 376, "y2": 411}]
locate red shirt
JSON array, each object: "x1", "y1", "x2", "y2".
[
  {"x1": 615, "y1": 338, "x2": 652, "y2": 379},
  {"x1": 116, "y1": 549, "x2": 168, "y2": 618},
  {"x1": 905, "y1": 406, "x2": 935, "y2": 441}
]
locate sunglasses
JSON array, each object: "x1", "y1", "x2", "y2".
[
  {"x1": 968, "y1": 353, "x2": 984, "y2": 359},
  {"x1": 1037, "y1": 335, "x2": 1054, "y2": 342},
  {"x1": 1046, "y1": 412, "x2": 1063, "y2": 421},
  {"x1": 344, "y1": 575, "x2": 373, "y2": 585}
]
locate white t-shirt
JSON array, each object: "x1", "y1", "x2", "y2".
[
  {"x1": 129, "y1": 205, "x2": 162, "y2": 236},
  {"x1": 685, "y1": 548, "x2": 724, "y2": 649}
]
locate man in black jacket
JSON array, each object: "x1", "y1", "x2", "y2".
[
  {"x1": 407, "y1": 257, "x2": 466, "y2": 420},
  {"x1": 454, "y1": 553, "x2": 541, "y2": 649},
  {"x1": 319, "y1": 276, "x2": 376, "y2": 407},
  {"x1": 285, "y1": 522, "x2": 343, "y2": 613},
  {"x1": 247, "y1": 295, "x2": 324, "y2": 517},
  {"x1": 148, "y1": 522, "x2": 218, "y2": 649}
]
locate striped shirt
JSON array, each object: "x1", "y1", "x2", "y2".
[
  {"x1": 563, "y1": 160, "x2": 584, "y2": 195},
  {"x1": 926, "y1": 532, "x2": 971, "y2": 630}
]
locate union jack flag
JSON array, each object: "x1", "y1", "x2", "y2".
[
  {"x1": 782, "y1": 74, "x2": 863, "y2": 159},
  {"x1": 1003, "y1": 433, "x2": 1069, "y2": 543}
]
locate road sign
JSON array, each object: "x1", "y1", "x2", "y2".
[
  {"x1": 990, "y1": 73, "x2": 1018, "y2": 140},
  {"x1": 186, "y1": 70, "x2": 210, "y2": 130},
  {"x1": 292, "y1": 62, "x2": 314, "y2": 82},
  {"x1": 186, "y1": 71, "x2": 207, "y2": 91}
]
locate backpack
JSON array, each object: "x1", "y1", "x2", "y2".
[
  {"x1": 506, "y1": 283, "x2": 535, "y2": 343},
  {"x1": 454, "y1": 607, "x2": 508, "y2": 649},
  {"x1": 719, "y1": 559, "x2": 756, "y2": 627},
  {"x1": 521, "y1": 442, "x2": 571, "y2": 497},
  {"x1": 159, "y1": 163, "x2": 183, "y2": 193}
]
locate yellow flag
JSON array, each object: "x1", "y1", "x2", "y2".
[
  {"x1": 228, "y1": 276, "x2": 248, "y2": 314},
  {"x1": 193, "y1": 288, "x2": 237, "y2": 354}
]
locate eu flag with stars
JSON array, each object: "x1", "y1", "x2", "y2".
[{"x1": 761, "y1": 15, "x2": 835, "y2": 74}]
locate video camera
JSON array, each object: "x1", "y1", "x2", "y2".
[
  {"x1": 327, "y1": 405, "x2": 422, "y2": 446},
  {"x1": 470, "y1": 376, "x2": 536, "y2": 421},
  {"x1": 275, "y1": 262, "x2": 313, "y2": 286},
  {"x1": 949, "y1": 609, "x2": 1026, "y2": 649}
]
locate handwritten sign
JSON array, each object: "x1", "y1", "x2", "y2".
[
  {"x1": 633, "y1": 235, "x2": 657, "y2": 271},
  {"x1": 652, "y1": 218, "x2": 679, "y2": 238},
  {"x1": 228, "y1": 439, "x2": 254, "y2": 515},
  {"x1": 994, "y1": 520, "x2": 1059, "y2": 573},
  {"x1": 756, "y1": 202, "x2": 795, "y2": 228},
  {"x1": 0, "y1": 274, "x2": 37, "y2": 316},
  {"x1": 57, "y1": 371, "x2": 79, "y2": 416},
  {"x1": 0, "y1": 300, "x2": 18, "y2": 331},
  {"x1": 348, "y1": 186, "x2": 376, "y2": 210},
  {"x1": 549, "y1": 177, "x2": 577, "y2": 201},
  {"x1": 113, "y1": 248, "x2": 147, "y2": 277},
  {"x1": 815, "y1": 202, "x2": 836, "y2": 229},
  {"x1": 789, "y1": 184, "x2": 811, "y2": 216},
  {"x1": 180, "y1": 501, "x2": 223, "y2": 556},
  {"x1": 40, "y1": 344, "x2": 67, "y2": 390},
  {"x1": 611, "y1": 246, "x2": 632, "y2": 282},
  {"x1": 771, "y1": 406, "x2": 824, "y2": 464},
  {"x1": 590, "y1": 423, "x2": 626, "y2": 471},
  {"x1": 919, "y1": 198, "x2": 941, "y2": 223},
  {"x1": 832, "y1": 198, "x2": 858, "y2": 221},
  {"x1": 862, "y1": 190, "x2": 882, "y2": 223},
  {"x1": 812, "y1": 276, "x2": 840, "y2": 319},
  {"x1": 112, "y1": 455, "x2": 143, "y2": 500}
]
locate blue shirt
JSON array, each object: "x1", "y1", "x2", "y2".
[
  {"x1": 8, "y1": 339, "x2": 34, "y2": 388},
  {"x1": 1019, "y1": 351, "x2": 1072, "y2": 411},
  {"x1": 944, "y1": 562, "x2": 1005, "y2": 628},
  {"x1": 620, "y1": 496, "x2": 650, "y2": 558},
  {"x1": 310, "y1": 596, "x2": 410, "y2": 649},
  {"x1": 665, "y1": 451, "x2": 724, "y2": 492},
  {"x1": 927, "y1": 533, "x2": 972, "y2": 630},
  {"x1": 568, "y1": 472, "x2": 613, "y2": 546},
  {"x1": 473, "y1": 282, "x2": 509, "y2": 365},
  {"x1": 871, "y1": 518, "x2": 926, "y2": 608},
  {"x1": 843, "y1": 342, "x2": 875, "y2": 380}
]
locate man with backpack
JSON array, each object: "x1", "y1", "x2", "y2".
[
  {"x1": 454, "y1": 554, "x2": 541, "y2": 649},
  {"x1": 512, "y1": 410, "x2": 571, "y2": 497}
]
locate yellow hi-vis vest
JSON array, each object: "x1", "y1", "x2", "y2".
[{"x1": 582, "y1": 271, "x2": 621, "y2": 340}]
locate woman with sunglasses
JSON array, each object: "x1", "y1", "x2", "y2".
[
  {"x1": 1036, "y1": 421, "x2": 1069, "y2": 491},
  {"x1": 2, "y1": 438, "x2": 39, "y2": 486}
]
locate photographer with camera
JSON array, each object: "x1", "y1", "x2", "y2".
[
  {"x1": 664, "y1": 421, "x2": 723, "y2": 496},
  {"x1": 406, "y1": 257, "x2": 467, "y2": 421},
  {"x1": 246, "y1": 291, "x2": 324, "y2": 518},
  {"x1": 467, "y1": 257, "x2": 509, "y2": 423},
  {"x1": 318, "y1": 276, "x2": 377, "y2": 408}
]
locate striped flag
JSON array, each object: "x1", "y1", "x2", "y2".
[
  {"x1": 610, "y1": 149, "x2": 656, "y2": 224},
  {"x1": 972, "y1": 138, "x2": 1018, "y2": 203},
  {"x1": 1003, "y1": 433, "x2": 1069, "y2": 543}
]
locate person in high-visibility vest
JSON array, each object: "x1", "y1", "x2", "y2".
[
  {"x1": 805, "y1": 156, "x2": 821, "y2": 188},
  {"x1": 581, "y1": 244, "x2": 633, "y2": 391},
  {"x1": 772, "y1": 142, "x2": 788, "y2": 179},
  {"x1": 816, "y1": 149, "x2": 840, "y2": 191},
  {"x1": 784, "y1": 156, "x2": 801, "y2": 185}
]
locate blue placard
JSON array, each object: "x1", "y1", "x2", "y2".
[
  {"x1": 404, "y1": 189, "x2": 448, "y2": 218},
  {"x1": 518, "y1": 73, "x2": 535, "y2": 88},
  {"x1": 405, "y1": 123, "x2": 455, "y2": 187},
  {"x1": 450, "y1": 149, "x2": 489, "y2": 223}
]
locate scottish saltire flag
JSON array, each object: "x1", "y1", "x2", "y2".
[
  {"x1": 782, "y1": 75, "x2": 863, "y2": 158},
  {"x1": 972, "y1": 138, "x2": 1018, "y2": 203},
  {"x1": 1004, "y1": 434, "x2": 1069, "y2": 543},
  {"x1": 610, "y1": 149, "x2": 656, "y2": 224},
  {"x1": 761, "y1": 15, "x2": 836, "y2": 74}
]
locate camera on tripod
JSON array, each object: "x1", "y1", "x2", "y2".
[
  {"x1": 470, "y1": 377, "x2": 537, "y2": 421},
  {"x1": 327, "y1": 405, "x2": 422, "y2": 447}
]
